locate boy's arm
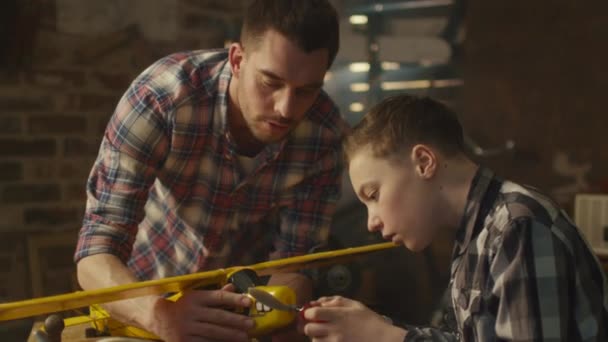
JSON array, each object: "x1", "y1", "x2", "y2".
[
  {"x1": 399, "y1": 326, "x2": 459, "y2": 342},
  {"x1": 489, "y1": 217, "x2": 606, "y2": 341}
]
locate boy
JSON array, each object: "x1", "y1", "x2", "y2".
[{"x1": 302, "y1": 94, "x2": 608, "y2": 341}]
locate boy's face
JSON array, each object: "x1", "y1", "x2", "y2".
[
  {"x1": 348, "y1": 145, "x2": 439, "y2": 252},
  {"x1": 230, "y1": 29, "x2": 328, "y2": 144}
]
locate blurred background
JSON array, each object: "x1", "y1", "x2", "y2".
[{"x1": 1, "y1": 0, "x2": 608, "y2": 340}]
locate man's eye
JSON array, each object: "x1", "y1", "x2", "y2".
[
  {"x1": 262, "y1": 79, "x2": 281, "y2": 88},
  {"x1": 367, "y1": 191, "x2": 378, "y2": 200}
]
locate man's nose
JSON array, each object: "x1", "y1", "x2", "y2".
[{"x1": 274, "y1": 88, "x2": 296, "y2": 120}]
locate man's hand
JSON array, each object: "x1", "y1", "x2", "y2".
[
  {"x1": 147, "y1": 284, "x2": 255, "y2": 342},
  {"x1": 303, "y1": 296, "x2": 407, "y2": 342}
]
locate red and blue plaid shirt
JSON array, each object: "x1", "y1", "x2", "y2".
[{"x1": 74, "y1": 49, "x2": 348, "y2": 280}]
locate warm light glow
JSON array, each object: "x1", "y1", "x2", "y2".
[
  {"x1": 349, "y1": 62, "x2": 370, "y2": 72},
  {"x1": 381, "y1": 62, "x2": 400, "y2": 70},
  {"x1": 380, "y1": 79, "x2": 464, "y2": 90},
  {"x1": 348, "y1": 62, "x2": 401, "y2": 73},
  {"x1": 350, "y1": 83, "x2": 370, "y2": 92},
  {"x1": 433, "y1": 79, "x2": 464, "y2": 87},
  {"x1": 381, "y1": 80, "x2": 431, "y2": 90},
  {"x1": 349, "y1": 15, "x2": 368, "y2": 25},
  {"x1": 349, "y1": 102, "x2": 365, "y2": 112}
]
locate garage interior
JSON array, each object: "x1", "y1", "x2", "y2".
[{"x1": 1, "y1": 0, "x2": 607, "y2": 340}]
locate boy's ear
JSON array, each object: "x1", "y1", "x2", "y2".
[
  {"x1": 410, "y1": 144, "x2": 437, "y2": 179},
  {"x1": 228, "y1": 42, "x2": 245, "y2": 78}
]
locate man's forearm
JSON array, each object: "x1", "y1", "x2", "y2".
[{"x1": 76, "y1": 254, "x2": 161, "y2": 330}]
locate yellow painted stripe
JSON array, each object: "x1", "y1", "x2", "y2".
[{"x1": 0, "y1": 242, "x2": 397, "y2": 321}]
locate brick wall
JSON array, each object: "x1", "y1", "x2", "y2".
[{"x1": 0, "y1": 0, "x2": 244, "y2": 304}]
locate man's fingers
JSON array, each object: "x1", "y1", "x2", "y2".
[
  {"x1": 193, "y1": 306, "x2": 255, "y2": 330},
  {"x1": 221, "y1": 283, "x2": 236, "y2": 292},
  {"x1": 194, "y1": 289, "x2": 252, "y2": 307}
]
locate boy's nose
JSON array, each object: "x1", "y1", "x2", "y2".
[{"x1": 367, "y1": 215, "x2": 383, "y2": 233}]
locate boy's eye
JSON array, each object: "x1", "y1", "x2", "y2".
[{"x1": 367, "y1": 191, "x2": 378, "y2": 201}]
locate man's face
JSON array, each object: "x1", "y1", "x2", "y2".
[
  {"x1": 349, "y1": 146, "x2": 439, "y2": 252},
  {"x1": 231, "y1": 29, "x2": 328, "y2": 144}
]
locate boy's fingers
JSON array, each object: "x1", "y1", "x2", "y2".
[
  {"x1": 315, "y1": 295, "x2": 348, "y2": 307},
  {"x1": 304, "y1": 306, "x2": 337, "y2": 322},
  {"x1": 304, "y1": 321, "x2": 330, "y2": 338},
  {"x1": 314, "y1": 296, "x2": 335, "y2": 303}
]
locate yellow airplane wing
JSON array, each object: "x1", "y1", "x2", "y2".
[{"x1": 0, "y1": 242, "x2": 397, "y2": 321}]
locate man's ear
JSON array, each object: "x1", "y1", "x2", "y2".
[
  {"x1": 228, "y1": 42, "x2": 245, "y2": 78},
  {"x1": 410, "y1": 144, "x2": 437, "y2": 179}
]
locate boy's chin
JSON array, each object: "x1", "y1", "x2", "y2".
[{"x1": 404, "y1": 239, "x2": 429, "y2": 252}]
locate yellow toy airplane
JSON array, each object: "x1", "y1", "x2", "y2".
[{"x1": 0, "y1": 242, "x2": 397, "y2": 341}]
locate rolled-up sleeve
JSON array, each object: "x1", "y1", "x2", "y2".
[{"x1": 74, "y1": 84, "x2": 171, "y2": 264}]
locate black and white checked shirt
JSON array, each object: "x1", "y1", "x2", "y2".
[{"x1": 404, "y1": 167, "x2": 608, "y2": 341}]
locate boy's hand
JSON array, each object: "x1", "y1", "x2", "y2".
[
  {"x1": 302, "y1": 296, "x2": 407, "y2": 342},
  {"x1": 147, "y1": 284, "x2": 255, "y2": 342}
]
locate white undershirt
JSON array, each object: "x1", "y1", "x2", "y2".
[{"x1": 237, "y1": 154, "x2": 257, "y2": 175}]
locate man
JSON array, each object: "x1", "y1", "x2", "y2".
[
  {"x1": 74, "y1": 1, "x2": 347, "y2": 341},
  {"x1": 303, "y1": 94, "x2": 608, "y2": 341}
]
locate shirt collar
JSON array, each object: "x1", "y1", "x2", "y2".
[{"x1": 454, "y1": 166, "x2": 499, "y2": 256}]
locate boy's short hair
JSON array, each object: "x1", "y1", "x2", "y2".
[
  {"x1": 344, "y1": 94, "x2": 465, "y2": 162},
  {"x1": 241, "y1": 0, "x2": 339, "y2": 69}
]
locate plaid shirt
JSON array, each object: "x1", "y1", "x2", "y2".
[
  {"x1": 404, "y1": 167, "x2": 608, "y2": 341},
  {"x1": 74, "y1": 49, "x2": 348, "y2": 280}
]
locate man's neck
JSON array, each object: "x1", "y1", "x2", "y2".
[{"x1": 227, "y1": 78, "x2": 265, "y2": 157}]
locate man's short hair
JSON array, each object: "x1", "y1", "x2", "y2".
[
  {"x1": 241, "y1": 0, "x2": 340, "y2": 69},
  {"x1": 344, "y1": 94, "x2": 465, "y2": 162}
]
